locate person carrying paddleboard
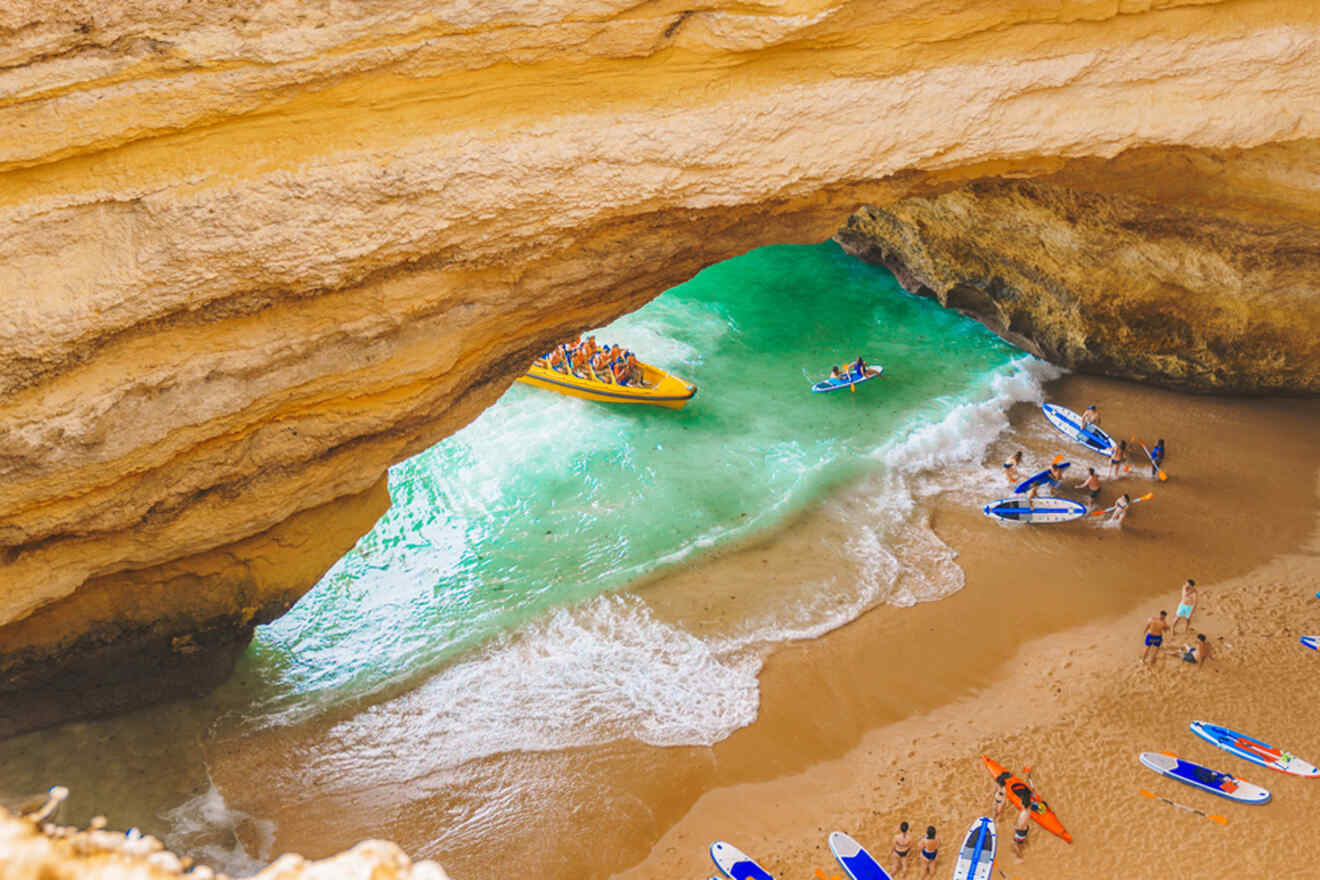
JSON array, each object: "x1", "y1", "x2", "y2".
[{"x1": 1025, "y1": 462, "x2": 1065, "y2": 507}]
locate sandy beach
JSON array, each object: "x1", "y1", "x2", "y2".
[{"x1": 175, "y1": 373, "x2": 1320, "y2": 880}]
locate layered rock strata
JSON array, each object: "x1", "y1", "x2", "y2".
[
  {"x1": 2, "y1": 0, "x2": 1320, "y2": 732},
  {"x1": 836, "y1": 142, "x2": 1320, "y2": 393}
]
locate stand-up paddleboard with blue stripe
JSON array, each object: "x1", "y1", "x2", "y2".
[
  {"x1": 1138, "y1": 752, "x2": 1271, "y2": 804},
  {"x1": 710, "y1": 841, "x2": 774, "y2": 880},
  {"x1": 1302, "y1": 635, "x2": 1319, "y2": 651},
  {"x1": 983, "y1": 496, "x2": 1087, "y2": 524},
  {"x1": 811, "y1": 364, "x2": 883, "y2": 393},
  {"x1": 1041, "y1": 403, "x2": 1117, "y2": 457},
  {"x1": 1013, "y1": 461, "x2": 1070, "y2": 494},
  {"x1": 827, "y1": 832, "x2": 891, "y2": 880},
  {"x1": 952, "y1": 817, "x2": 997, "y2": 880},
  {"x1": 1190, "y1": 721, "x2": 1320, "y2": 778}
]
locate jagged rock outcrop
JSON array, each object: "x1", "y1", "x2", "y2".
[
  {"x1": 0, "y1": 800, "x2": 449, "y2": 880},
  {"x1": 3, "y1": 0, "x2": 1319, "y2": 733},
  {"x1": 836, "y1": 141, "x2": 1320, "y2": 392}
]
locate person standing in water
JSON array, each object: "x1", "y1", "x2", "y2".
[
  {"x1": 1075, "y1": 467, "x2": 1102, "y2": 510},
  {"x1": 1107, "y1": 439, "x2": 1128, "y2": 478},
  {"x1": 919, "y1": 826, "x2": 939, "y2": 877},
  {"x1": 1026, "y1": 462, "x2": 1065, "y2": 507},
  {"x1": 1171, "y1": 579, "x2": 1197, "y2": 634},
  {"x1": 1142, "y1": 610, "x2": 1170, "y2": 665},
  {"x1": 1109, "y1": 492, "x2": 1131, "y2": 526},
  {"x1": 1149, "y1": 438, "x2": 1166, "y2": 477},
  {"x1": 891, "y1": 821, "x2": 913, "y2": 878},
  {"x1": 1003, "y1": 451, "x2": 1024, "y2": 485}
]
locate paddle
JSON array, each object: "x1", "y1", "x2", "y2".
[
  {"x1": 1139, "y1": 439, "x2": 1169, "y2": 482},
  {"x1": 1088, "y1": 491, "x2": 1154, "y2": 517},
  {"x1": 1138, "y1": 788, "x2": 1228, "y2": 825},
  {"x1": 813, "y1": 869, "x2": 843, "y2": 880}
]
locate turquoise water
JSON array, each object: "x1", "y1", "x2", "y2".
[{"x1": 231, "y1": 241, "x2": 1032, "y2": 731}]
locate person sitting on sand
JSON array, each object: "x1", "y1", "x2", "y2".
[
  {"x1": 1080, "y1": 404, "x2": 1100, "y2": 432},
  {"x1": 1181, "y1": 633, "x2": 1213, "y2": 666},
  {"x1": 1012, "y1": 797, "x2": 1031, "y2": 861},
  {"x1": 1171, "y1": 579, "x2": 1197, "y2": 634},
  {"x1": 891, "y1": 821, "x2": 912, "y2": 878},
  {"x1": 1075, "y1": 467, "x2": 1102, "y2": 510},
  {"x1": 1002, "y1": 451, "x2": 1024, "y2": 484},
  {"x1": 919, "y1": 826, "x2": 939, "y2": 877},
  {"x1": 1142, "y1": 610, "x2": 1170, "y2": 665},
  {"x1": 993, "y1": 771, "x2": 1011, "y2": 819}
]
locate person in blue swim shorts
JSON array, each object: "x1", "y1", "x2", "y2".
[{"x1": 1142, "y1": 610, "x2": 1170, "y2": 665}]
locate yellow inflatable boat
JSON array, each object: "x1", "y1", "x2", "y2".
[{"x1": 516, "y1": 360, "x2": 697, "y2": 409}]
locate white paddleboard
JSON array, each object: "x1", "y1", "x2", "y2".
[
  {"x1": 952, "y1": 817, "x2": 997, "y2": 880},
  {"x1": 1041, "y1": 403, "x2": 1117, "y2": 457},
  {"x1": 710, "y1": 841, "x2": 775, "y2": 880},
  {"x1": 828, "y1": 832, "x2": 892, "y2": 880},
  {"x1": 983, "y1": 496, "x2": 1087, "y2": 524},
  {"x1": 1138, "y1": 752, "x2": 1271, "y2": 804},
  {"x1": 1302, "y1": 635, "x2": 1318, "y2": 651},
  {"x1": 1190, "y1": 721, "x2": 1320, "y2": 778}
]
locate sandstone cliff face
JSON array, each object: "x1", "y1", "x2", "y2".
[
  {"x1": 2, "y1": 0, "x2": 1319, "y2": 733},
  {"x1": 836, "y1": 142, "x2": 1320, "y2": 392}
]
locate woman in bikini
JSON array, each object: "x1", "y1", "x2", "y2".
[
  {"x1": 1108, "y1": 439, "x2": 1128, "y2": 478},
  {"x1": 1002, "y1": 451, "x2": 1023, "y2": 485},
  {"x1": 919, "y1": 826, "x2": 939, "y2": 877},
  {"x1": 890, "y1": 821, "x2": 912, "y2": 877}
]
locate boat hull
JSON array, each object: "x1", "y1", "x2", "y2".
[{"x1": 517, "y1": 361, "x2": 696, "y2": 409}]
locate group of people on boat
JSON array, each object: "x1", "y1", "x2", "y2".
[
  {"x1": 537, "y1": 335, "x2": 648, "y2": 387},
  {"x1": 828, "y1": 356, "x2": 881, "y2": 382}
]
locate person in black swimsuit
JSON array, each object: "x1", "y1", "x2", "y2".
[
  {"x1": 1012, "y1": 794, "x2": 1032, "y2": 861},
  {"x1": 890, "y1": 821, "x2": 912, "y2": 877}
]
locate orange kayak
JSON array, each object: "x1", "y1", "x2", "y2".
[{"x1": 982, "y1": 754, "x2": 1072, "y2": 843}]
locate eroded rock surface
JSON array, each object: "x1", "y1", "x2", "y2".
[
  {"x1": 836, "y1": 142, "x2": 1320, "y2": 392},
  {"x1": 2, "y1": 0, "x2": 1319, "y2": 732}
]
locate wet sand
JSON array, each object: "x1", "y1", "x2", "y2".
[{"x1": 191, "y1": 374, "x2": 1320, "y2": 879}]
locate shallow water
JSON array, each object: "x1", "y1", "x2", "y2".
[{"x1": 0, "y1": 241, "x2": 1055, "y2": 873}]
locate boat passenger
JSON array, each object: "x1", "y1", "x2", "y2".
[
  {"x1": 1080, "y1": 404, "x2": 1100, "y2": 431},
  {"x1": 582, "y1": 335, "x2": 599, "y2": 358},
  {"x1": 830, "y1": 366, "x2": 844, "y2": 381},
  {"x1": 626, "y1": 353, "x2": 645, "y2": 386},
  {"x1": 571, "y1": 347, "x2": 591, "y2": 377},
  {"x1": 611, "y1": 358, "x2": 630, "y2": 386},
  {"x1": 592, "y1": 350, "x2": 615, "y2": 383}
]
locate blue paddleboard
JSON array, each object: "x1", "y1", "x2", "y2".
[
  {"x1": 1138, "y1": 752, "x2": 1270, "y2": 804},
  {"x1": 710, "y1": 841, "x2": 774, "y2": 880},
  {"x1": 1041, "y1": 403, "x2": 1117, "y2": 457},
  {"x1": 811, "y1": 364, "x2": 883, "y2": 393},
  {"x1": 982, "y1": 497, "x2": 1086, "y2": 524},
  {"x1": 1302, "y1": 635, "x2": 1319, "y2": 651},
  {"x1": 828, "y1": 832, "x2": 892, "y2": 880},
  {"x1": 952, "y1": 817, "x2": 997, "y2": 880},
  {"x1": 1013, "y1": 461, "x2": 1070, "y2": 494}
]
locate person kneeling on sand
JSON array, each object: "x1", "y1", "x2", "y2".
[
  {"x1": 1142, "y1": 610, "x2": 1170, "y2": 665},
  {"x1": 1181, "y1": 633, "x2": 1213, "y2": 666},
  {"x1": 891, "y1": 821, "x2": 912, "y2": 878},
  {"x1": 1012, "y1": 797, "x2": 1031, "y2": 861}
]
